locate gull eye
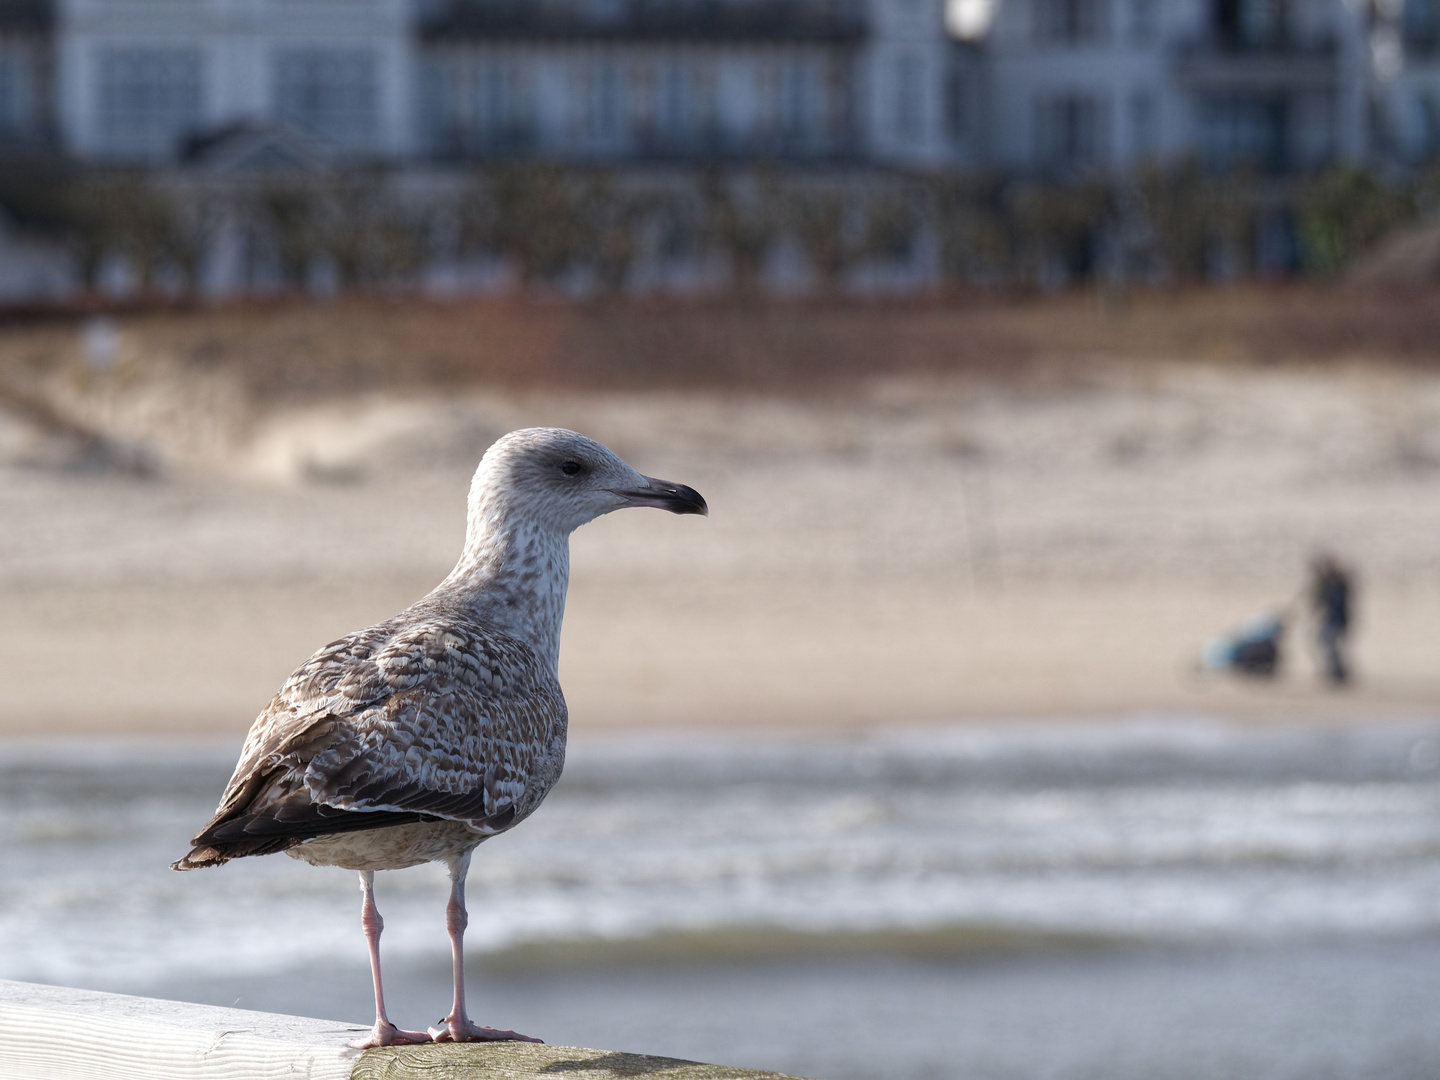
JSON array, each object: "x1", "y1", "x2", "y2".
[{"x1": 561, "y1": 460, "x2": 582, "y2": 477}]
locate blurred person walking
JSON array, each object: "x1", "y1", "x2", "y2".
[{"x1": 1310, "y1": 555, "x2": 1354, "y2": 686}]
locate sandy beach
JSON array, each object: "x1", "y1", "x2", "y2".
[
  {"x1": 1, "y1": 294, "x2": 1437, "y2": 738},
  {"x1": 4, "y1": 294, "x2": 1440, "y2": 1080}
]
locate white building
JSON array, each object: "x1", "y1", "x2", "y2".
[
  {"x1": 417, "y1": 0, "x2": 873, "y2": 162},
  {"x1": 54, "y1": 0, "x2": 414, "y2": 161},
  {"x1": 0, "y1": 0, "x2": 1431, "y2": 174},
  {"x1": 1371, "y1": 0, "x2": 1440, "y2": 162},
  {"x1": 411, "y1": 0, "x2": 975, "y2": 168},
  {"x1": 981, "y1": 0, "x2": 1370, "y2": 173},
  {"x1": 30, "y1": 0, "x2": 969, "y2": 167}
]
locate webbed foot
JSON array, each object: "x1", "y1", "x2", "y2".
[
  {"x1": 428, "y1": 1017, "x2": 543, "y2": 1043},
  {"x1": 350, "y1": 1020, "x2": 433, "y2": 1049}
]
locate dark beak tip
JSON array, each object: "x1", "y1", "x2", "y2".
[
  {"x1": 629, "y1": 477, "x2": 707, "y2": 517},
  {"x1": 670, "y1": 485, "x2": 708, "y2": 517}
]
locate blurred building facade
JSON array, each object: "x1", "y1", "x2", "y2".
[
  {"x1": 27, "y1": 0, "x2": 966, "y2": 168},
  {"x1": 53, "y1": 0, "x2": 413, "y2": 160},
  {"x1": 0, "y1": 0, "x2": 1430, "y2": 175},
  {"x1": 984, "y1": 0, "x2": 1371, "y2": 174},
  {"x1": 417, "y1": 0, "x2": 965, "y2": 167},
  {"x1": 980, "y1": 0, "x2": 1439, "y2": 174}
]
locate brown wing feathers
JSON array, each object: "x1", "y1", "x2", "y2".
[
  {"x1": 171, "y1": 745, "x2": 440, "y2": 869},
  {"x1": 172, "y1": 613, "x2": 558, "y2": 871},
  {"x1": 171, "y1": 768, "x2": 515, "y2": 871},
  {"x1": 175, "y1": 807, "x2": 436, "y2": 867}
]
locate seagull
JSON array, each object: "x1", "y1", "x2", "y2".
[{"x1": 173, "y1": 428, "x2": 706, "y2": 1048}]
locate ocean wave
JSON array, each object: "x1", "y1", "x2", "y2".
[{"x1": 3, "y1": 719, "x2": 1440, "y2": 991}]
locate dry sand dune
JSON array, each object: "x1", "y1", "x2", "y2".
[{"x1": 1, "y1": 296, "x2": 1438, "y2": 738}]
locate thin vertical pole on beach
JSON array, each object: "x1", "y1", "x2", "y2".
[{"x1": 961, "y1": 454, "x2": 1003, "y2": 596}]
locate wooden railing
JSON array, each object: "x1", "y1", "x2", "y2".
[{"x1": 0, "y1": 980, "x2": 808, "y2": 1080}]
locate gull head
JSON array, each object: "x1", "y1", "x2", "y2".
[{"x1": 472, "y1": 427, "x2": 708, "y2": 534}]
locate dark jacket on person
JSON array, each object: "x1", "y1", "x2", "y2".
[{"x1": 1314, "y1": 570, "x2": 1350, "y2": 633}]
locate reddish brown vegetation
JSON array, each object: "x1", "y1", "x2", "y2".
[{"x1": 5, "y1": 285, "x2": 1440, "y2": 401}]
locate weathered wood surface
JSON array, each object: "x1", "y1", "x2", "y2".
[
  {"x1": 0, "y1": 981, "x2": 811, "y2": 1080},
  {"x1": 354, "y1": 1043, "x2": 806, "y2": 1079},
  {"x1": 0, "y1": 980, "x2": 360, "y2": 1080}
]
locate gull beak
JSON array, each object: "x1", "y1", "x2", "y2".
[{"x1": 613, "y1": 476, "x2": 709, "y2": 516}]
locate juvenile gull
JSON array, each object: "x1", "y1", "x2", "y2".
[{"x1": 173, "y1": 428, "x2": 706, "y2": 1047}]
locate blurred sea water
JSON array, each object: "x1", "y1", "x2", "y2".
[{"x1": 4, "y1": 718, "x2": 1440, "y2": 1080}]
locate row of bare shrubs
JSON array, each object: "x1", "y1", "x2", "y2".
[{"x1": 0, "y1": 155, "x2": 1433, "y2": 296}]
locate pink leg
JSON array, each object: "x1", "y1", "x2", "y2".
[
  {"x1": 428, "y1": 853, "x2": 542, "y2": 1044},
  {"x1": 350, "y1": 871, "x2": 432, "y2": 1049}
]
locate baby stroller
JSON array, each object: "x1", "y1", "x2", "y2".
[{"x1": 1201, "y1": 610, "x2": 1286, "y2": 678}]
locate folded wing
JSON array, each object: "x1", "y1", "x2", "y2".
[{"x1": 173, "y1": 612, "x2": 566, "y2": 869}]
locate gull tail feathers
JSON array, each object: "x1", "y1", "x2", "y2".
[{"x1": 172, "y1": 836, "x2": 295, "y2": 870}]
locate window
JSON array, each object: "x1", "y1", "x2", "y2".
[
  {"x1": 0, "y1": 49, "x2": 27, "y2": 133},
  {"x1": 782, "y1": 59, "x2": 813, "y2": 141},
  {"x1": 570, "y1": 57, "x2": 623, "y2": 141},
  {"x1": 1130, "y1": 90, "x2": 1156, "y2": 157},
  {"x1": 945, "y1": 67, "x2": 971, "y2": 143},
  {"x1": 657, "y1": 61, "x2": 690, "y2": 139},
  {"x1": 1238, "y1": 0, "x2": 1283, "y2": 46},
  {"x1": 274, "y1": 48, "x2": 378, "y2": 151},
  {"x1": 1130, "y1": 0, "x2": 1158, "y2": 43},
  {"x1": 691, "y1": 61, "x2": 717, "y2": 142},
  {"x1": 584, "y1": 0, "x2": 626, "y2": 24},
  {"x1": 1035, "y1": 93, "x2": 1106, "y2": 167},
  {"x1": 755, "y1": 58, "x2": 781, "y2": 139},
  {"x1": 896, "y1": 54, "x2": 924, "y2": 143},
  {"x1": 1211, "y1": 0, "x2": 1285, "y2": 50},
  {"x1": 1417, "y1": 93, "x2": 1440, "y2": 158},
  {"x1": 480, "y1": 63, "x2": 507, "y2": 132},
  {"x1": 1200, "y1": 94, "x2": 1285, "y2": 170},
  {"x1": 582, "y1": 57, "x2": 624, "y2": 140},
  {"x1": 454, "y1": 58, "x2": 530, "y2": 150},
  {"x1": 1404, "y1": 0, "x2": 1440, "y2": 53},
  {"x1": 1034, "y1": 0, "x2": 1110, "y2": 45},
  {"x1": 97, "y1": 47, "x2": 203, "y2": 159}
]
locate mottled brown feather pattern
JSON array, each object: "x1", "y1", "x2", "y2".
[{"x1": 175, "y1": 596, "x2": 567, "y2": 869}]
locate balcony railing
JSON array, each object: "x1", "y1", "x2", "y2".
[
  {"x1": 421, "y1": 0, "x2": 867, "y2": 43},
  {"x1": 1172, "y1": 35, "x2": 1339, "y2": 90},
  {"x1": 427, "y1": 121, "x2": 862, "y2": 163}
]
